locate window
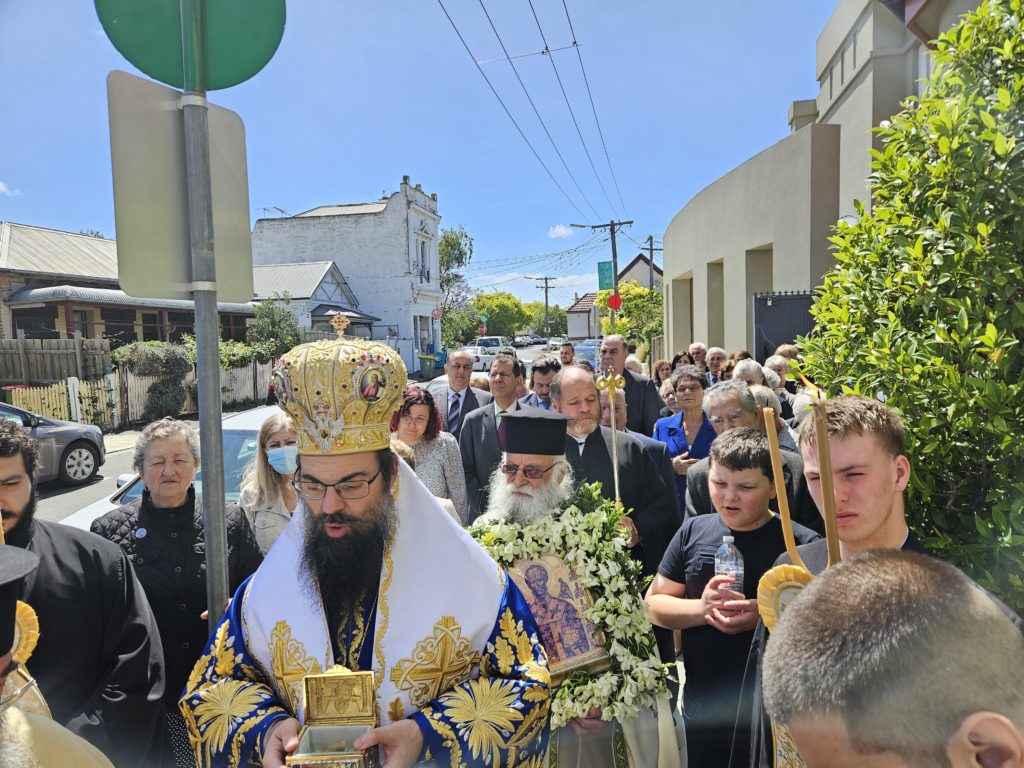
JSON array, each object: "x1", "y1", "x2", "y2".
[
  {"x1": 73, "y1": 310, "x2": 90, "y2": 338},
  {"x1": 12, "y1": 307, "x2": 59, "y2": 340},
  {"x1": 141, "y1": 312, "x2": 161, "y2": 342},
  {"x1": 101, "y1": 308, "x2": 138, "y2": 348}
]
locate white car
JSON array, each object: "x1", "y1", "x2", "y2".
[
  {"x1": 61, "y1": 405, "x2": 280, "y2": 531},
  {"x1": 459, "y1": 346, "x2": 496, "y2": 372}
]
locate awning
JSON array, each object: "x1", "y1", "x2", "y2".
[
  {"x1": 7, "y1": 284, "x2": 255, "y2": 314},
  {"x1": 308, "y1": 303, "x2": 380, "y2": 323}
]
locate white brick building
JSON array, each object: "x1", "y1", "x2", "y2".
[{"x1": 251, "y1": 176, "x2": 442, "y2": 371}]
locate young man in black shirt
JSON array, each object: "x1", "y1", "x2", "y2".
[{"x1": 646, "y1": 427, "x2": 819, "y2": 767}]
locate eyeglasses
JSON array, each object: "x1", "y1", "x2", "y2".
[
  {"x1": 0, "y1": 661, "x2": 38, "y2": 713},
  {"x1": 293, "y1": 468, "x2": 382, "y2": 500},
  {"x1": 675, "y1": 384, "x2": 703, "y2": 393},
  {"x1": 500, "y1": 462, "x2": 555, "y2": 480}
]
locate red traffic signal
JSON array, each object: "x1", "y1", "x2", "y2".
[{"x1": 608, "y1": 293, "x2": 622, "y2": 311}]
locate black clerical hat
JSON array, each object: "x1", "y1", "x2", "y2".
[
  {"x1": 0, "y1": 545, "x2": 38, "y2": 657},
  {"x1": 500, "y1": 410, "x2": 569, "y2": 456}
]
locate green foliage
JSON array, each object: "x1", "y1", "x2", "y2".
[
  {"x1": 144, "y1": 379, "x2": 187, "y2": 420},
  {"x1": 471, "y1": 292, "x2": 529, "y2": 338},
  {"x1": 113, "y1": 341, "x2": 192, "y2": 380},
  {"x1": 180, "y1": 334, "x2": 272, "y2": 370},
  {"x1": 523, "y1": 301, "x2": 568, "y2": 337},
  {"x1": 247, "y1": 293, "x2": 304, "y2": 357},
  {"x1": 596, "y1": 281, "x2": 664, "y2": 344},
  {"x1": 441, "y1": 305, "x2": 479, "y2": 350},
  {"x1": 439, "y1": 226, "x2": 480, "y2": 348},
  {"x1": 799, "y1": 0, "x2": 1024, "y2": 611}
]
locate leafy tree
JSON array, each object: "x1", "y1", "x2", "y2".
[
  {"x1": 800, "y1": 0, "x2": 1024, "y2": 611},
  {"x1": 596, "y1": 281, "x2": 663, "y2": 345},
  {"x1": 78, "y1": 228, "x2": 105, "y2": 238},
  {"x1": 438, "y1": 225, "x2": 479, "y2": 348},
  {"x1": 523, "y1": 301, "x2": 568, "y2": 337},
  {"x1": 471, "y1": 292, "x2": 529, "y2": 338},
  {"x1": 247, "y1": 292, "x2": 304, "y2": 357}
]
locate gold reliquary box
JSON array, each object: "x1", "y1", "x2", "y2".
[{"x1": 285, "y1": 667, "x2": 381, "y2": 768}]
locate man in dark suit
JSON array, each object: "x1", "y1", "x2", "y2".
[
  {"x1": 599, "y1": 386, "x2": 680, "y2": 516},
  {"x1": 551, "y1": 365, "x2": 681, "y2": 661},
  {"x1": 518, "y1": 355, "x2": 560, "y2": 410},
  {"x1": 598, "y1": 334, "x2": 664, "y2": 436},
  {"x1": 684, "y1": 380, "x2": 822, "y2": 534},
  {"x1": 441, "y1": 349, "x2": 492, "y2": 441},
  {"x1": 459, "y1": 353, "x2": 533, "y2": 522}
]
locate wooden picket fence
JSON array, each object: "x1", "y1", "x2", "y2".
[{"x1": 5, "y1": 360, "x2": 274, "y2": 429}]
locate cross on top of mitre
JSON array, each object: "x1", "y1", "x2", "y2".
[{"x1": 330, "y1": 313, "x2": 351, "y2": 337}]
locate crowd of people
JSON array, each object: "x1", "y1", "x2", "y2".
[{"x1": 1, "y1": 331, "x2": 1021, "y2": 768}]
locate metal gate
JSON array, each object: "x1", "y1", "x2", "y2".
[{"x1": 751, "y1": 291, "x2": 814, "y2": 362}]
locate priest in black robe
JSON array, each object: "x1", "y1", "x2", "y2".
[
  {"x1": 0, "y1": 419, "x2": 164, "y2": 766},
  {"x1": 551, "y1": 365, "x2": 681, "y2": 661}
]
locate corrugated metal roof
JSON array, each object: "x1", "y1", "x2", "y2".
[
  {"x1": 252, "y1": 262, "x2": 332, "y2": 299},
  {"x1": 0, "y1": 221, "x2": 119, "y2": 280},
  {"x1": 7, "y1": 285, "x2": 254, "y2": 313},
  {"x1": 294, "y1": 202, "x2": 388, "y2": 217},
  {"x1": 567, "y1": 292, "x2": 597, "y2": 313}
]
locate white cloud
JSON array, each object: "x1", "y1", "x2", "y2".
[
  {"x1": 0, "y1": 181, "x2": 23, "y2": 197},
  {"x1": 548, "y1": 224, "x2": 572, "y2": 239}
]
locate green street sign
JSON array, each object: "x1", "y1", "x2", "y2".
[
  {"x1": 95, "y1": 0, "x2": 286, "y2": 90},
  {"x1": 598, "y1": 261, "x2": 614, "y2": 290},
  {"x1": 480, "y1": 313, "x2": 490, "y2": 323}
]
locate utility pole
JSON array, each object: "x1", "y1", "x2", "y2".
[
  {"x1": 645, "y1": 234, "x2": 664, "y2": 290},
  {"x1": 571, "y1": 220, "x2": 633, "y2": 331},
  {"x1": 525, "y1": 275, "x2": 557, "y2": 336}
]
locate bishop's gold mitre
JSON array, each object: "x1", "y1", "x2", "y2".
[{"x1": 273, "y1": 335, "x2": 407, "y2": 455}]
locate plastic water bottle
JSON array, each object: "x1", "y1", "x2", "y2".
[{"x1": 714, "y1": 535, "x2": 744, "y2": 594}]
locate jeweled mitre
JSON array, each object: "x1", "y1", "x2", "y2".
[{"x1": 274, "y1": 337, "x2": 407, "y2": 455}]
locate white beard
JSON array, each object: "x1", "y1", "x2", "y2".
[{"x1": 483, "y1": 465, "x2": 574, "y2": 525}]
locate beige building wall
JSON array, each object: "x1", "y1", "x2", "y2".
[
  {"x1": 662, "y1": 0, "x2": 979, "y2": 358},
  {"x1": 663, "y1": 124, "x2": 840, "y2": 354}
]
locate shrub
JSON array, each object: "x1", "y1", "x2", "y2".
[
  {"x1": 800, "y1": 1, "x2": 1024, "y2": 611},
  {"x1": 144, "y1": 379, "x2": 187, "y2": 421}
]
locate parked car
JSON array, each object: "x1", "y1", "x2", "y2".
[
  {"x1": 573, "y1": 339, "x2": 600, "y2": 367},
  {"x1": 0, "y1": 403, "x2": 105, "y2": 485},
  {"x1": 457, "y1": 346, "x2": 496, "y2": 372},
  {"x1": 512, "y1": 336, "x2": 530, "y2": 348},
  {"x1": 474, "y1": 336, "x2": 511, "y2": 350},
  {"x1": 60, "y1": 405, "x2": 278, "y2": 531},
  {"x1": 547, "y1": 336, "x2": 568, "y2": 349}
]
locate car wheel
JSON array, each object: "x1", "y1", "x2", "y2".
[{"x1": 59, "y1": 441, "x2": 99, "y2": 485}]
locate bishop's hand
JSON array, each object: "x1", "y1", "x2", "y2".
[
  {"x1": 262, "y1": 717, "x2": 300, "y2": 768},
  {"x1": 354, "y1": 718, "x2": 423, "y2": 768}
]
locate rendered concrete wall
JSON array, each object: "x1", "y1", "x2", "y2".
[{"x1": 662, "y1": 124, "x2": 840, "y2": 355}]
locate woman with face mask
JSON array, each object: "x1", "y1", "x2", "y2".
[{"x1": 238, "y1": 412, "x2": 299, "y2": 554}]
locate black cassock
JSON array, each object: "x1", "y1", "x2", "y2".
[
  {"x1": 9, "y1": 518, "x2": 165, "y2": 767},
  {"x1": 564, "y1": 426, "x2": 682, "y2": 662}
]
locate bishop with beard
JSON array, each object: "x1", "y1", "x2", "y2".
[{"x1": 181, "y1": 336, "x2": 551, "y2": 768}]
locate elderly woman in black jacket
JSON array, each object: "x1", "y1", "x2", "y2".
[{"x1": 91, "y1": 417, "x2": 262, "y2": 768}]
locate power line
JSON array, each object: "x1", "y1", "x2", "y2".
[
  {"x1": 475, "y1": 0, "x2": 602, "y2": 221},
  {"x1": 561, "y1": 0, "x2": 629, "y2": 216},
  {"x1": 526, "y1": 0, "x2": 619, "y2": 220},
  {"x1": 435, "y1": 0, "x2": 590, "y2": 222}
]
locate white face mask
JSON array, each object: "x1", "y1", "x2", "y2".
[{"x1": 266, "y1": 445, "x2": 298, "y2": 475}]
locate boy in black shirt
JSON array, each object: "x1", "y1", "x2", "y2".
[{"x1": 645, "y1": 427, "x2": 819, "y2": 767}]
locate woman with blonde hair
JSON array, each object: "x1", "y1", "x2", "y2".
[{"x1": 239, "y1": 411, "x2": 299, "y2": 553}]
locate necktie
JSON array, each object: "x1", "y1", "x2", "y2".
[
  {"x1": 448, "y1": 392, "x2": 462, "y2": 434},
  {"x1": 496, "y1": 409, "x2": 508, "y2": 428}
]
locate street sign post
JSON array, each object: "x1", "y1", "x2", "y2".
[
  {"x1": 598, "y1": 261, "x2": 614, "y2": 290},
  {"x1": 97, "y1": 0, "x2": 285, "y2": 631}
]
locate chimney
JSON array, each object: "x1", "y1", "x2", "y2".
[
  {"x1": 402, "y1": 175, "x2": 410, "y2": 185},
  {"x1": 574, "y1": 292, "x2": 579, "y2": 303},
  {"x1": 788, "y1": 99, "x2": 818, "y2": 132}
]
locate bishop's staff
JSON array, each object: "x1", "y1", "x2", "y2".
[{"x1": 596, "y1": 368, "x2": 625, "y2": 505}]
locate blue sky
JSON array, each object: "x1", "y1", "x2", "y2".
[{"x1": 0, "y1": 1, "x2": 836, "y2": 307}]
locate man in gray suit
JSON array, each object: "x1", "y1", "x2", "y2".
[
  {"x1": 459, "y1": 353, "x2": 535, "y2": 522},
  {"x1": 441, "y1": 349, "x2": 492, "y2": 441},
  {"x1": 598, "y1": 335, "x2": 664, "y2": 436},
  {"x1": 518, "y1": 355, "x2": 561, "y2": 410},
  {"x1": 684, "y1": 380, "x2": 822, "y2": 534}
]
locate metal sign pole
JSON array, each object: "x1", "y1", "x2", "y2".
[{"x1": 180, "y1": 0, "x2": 230, "y2": 631}]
